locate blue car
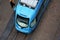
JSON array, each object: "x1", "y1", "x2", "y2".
[{"x1": 14, "y1": 0, "x2": 50, "y2": 34}]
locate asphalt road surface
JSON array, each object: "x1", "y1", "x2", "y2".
[
  {"x1": 0, "y1": 0, "x2": 13, "y2": 37},
  {"x1": 0, "y1": 0, "x2": 60, "y2": 40}
]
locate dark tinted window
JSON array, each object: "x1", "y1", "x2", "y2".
[
  {"x1": 36, "y1": 0, "x2": 46, "y2": 20},
  {"x1": 17, "y1": 15, "x2": 29, "y2": 24}
]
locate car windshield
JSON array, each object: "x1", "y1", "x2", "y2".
[{"x1": 17, "y1": 15, "x2": 29, "y2": 27}]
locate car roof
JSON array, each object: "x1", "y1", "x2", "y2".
[{"x1": 16, "y1": 0, "x2": 43, "y2": 22}]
